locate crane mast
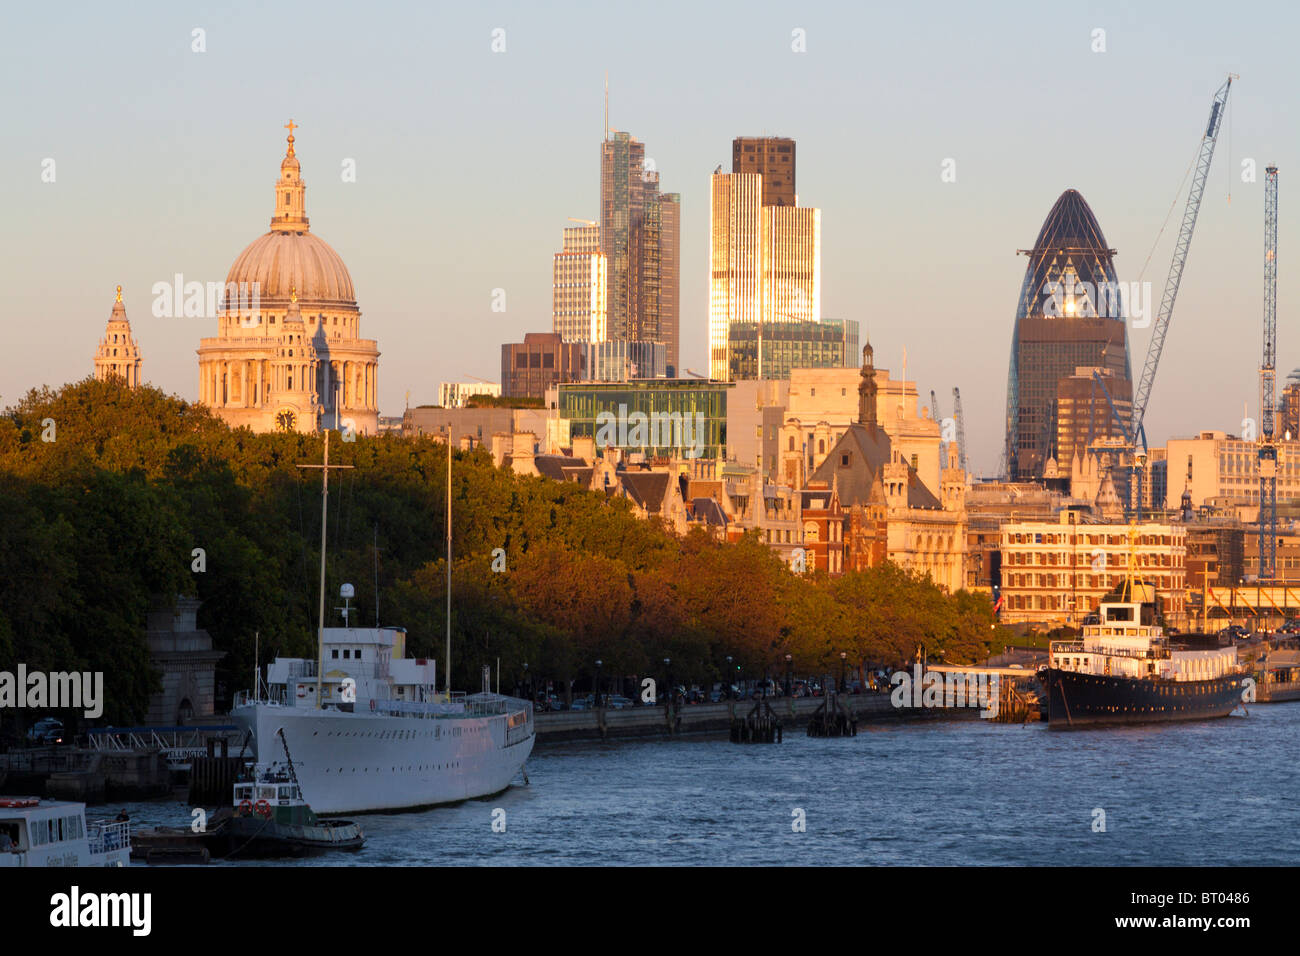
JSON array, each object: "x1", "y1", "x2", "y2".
[
  {"x1": 1259, "y1": 165, "x2": 1279, "y2": 581},
  {"x1": 952, "y1": 387, "x2": 969, "y2": 473},
  {"x1": 1129, "y1": 75, "x2": 1235, "y2": 451}
]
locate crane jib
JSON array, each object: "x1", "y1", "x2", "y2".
[{"x1": 1206, "y1": 101, "x2": 1221, "y2": 137}]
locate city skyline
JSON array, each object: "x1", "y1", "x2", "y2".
[{"x1": 3, "y1": 1, "x2": 1298, "y2": 474}]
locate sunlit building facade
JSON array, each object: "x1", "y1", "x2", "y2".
[
  {"x1": 709, "y1": 172, "x2": 762, "y2": 380},
  {"x1": 710, "y1": 165, "x2": 821, "y2": 382},
  {"x1": 552, "y1": 222, "x2": 607, "y2": 343}
]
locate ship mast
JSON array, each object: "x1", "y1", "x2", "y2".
[
  {"x1": 445, "y1": 439, "x2": 452, "y2": 700},
  {"x1": 298, "y1": 430, "x2": 352, "y2": 709}
]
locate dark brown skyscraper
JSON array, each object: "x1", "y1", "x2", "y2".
[{"x1": 732, "y1": 137, "x2": 796, "y2": 207}]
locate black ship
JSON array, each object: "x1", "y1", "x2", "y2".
[{"x1": 1043, "y1": 578, "x2": 1246, "y2": 728}]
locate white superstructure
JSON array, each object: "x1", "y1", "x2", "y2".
[
  {"x1": 231, "y1": 619, "x2": 534, "y2": 815},
  {"x1": 0, "y1": 798, "x2": 130, "y2": 867},
  {"x1": 1049, "y1": 583, "x2": 1238, "y2": 681}
]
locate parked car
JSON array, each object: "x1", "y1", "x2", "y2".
[
  {"x1": 26, "y1": 717, "x2": 65, "y2": 745},
  {"x1": 606, "y1": 695, "x2": 633, "y2": 710},
  {"x1": 1218, "y1": 624, "x2": 1250, "y2": 642}
]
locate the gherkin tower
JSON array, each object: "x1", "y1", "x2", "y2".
[{"x1": 1004, "y1": 189, "x2": 1133, "y2": 479}]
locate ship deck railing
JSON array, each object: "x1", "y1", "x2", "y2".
[
  {"x1": 88, "y1": 820, "x2": 130, "y2": 854},
  {"x1": 233, "y1": 688, "x2": 289, "y2": 708},
  {"x1": 374, "y1": 694, "x2": 534, "y2": 721}
]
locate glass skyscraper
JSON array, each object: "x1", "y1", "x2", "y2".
[
  {"x1": 1004, "y1": 189, "x2": 1132, "y2": 479},
  {"x1": 600, "y1": 131, "x2": 679, "y2": 373}
]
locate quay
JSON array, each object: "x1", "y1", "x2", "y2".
[{"x1": 538, "y1": 691, "x2": 947, "y2": 743}]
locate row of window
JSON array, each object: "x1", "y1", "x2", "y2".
[{"x1": 25, "y1": 815, "x2": 85, "y2": 846}]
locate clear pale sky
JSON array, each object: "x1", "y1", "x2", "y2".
[{"x1": 2, "y1": 1, "x2": 1296, "y2": 474}]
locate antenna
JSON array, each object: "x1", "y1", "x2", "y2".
[
  {"x1": 604, "y1": 71, "x2": 609, "y2": 141},
  {"x1": 373, "y1": 523, "x2": 381, "y2": 627}
]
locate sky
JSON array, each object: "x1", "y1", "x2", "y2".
[{"x1": 2, "y1": 0, "x2": 1297, "y2": 475}]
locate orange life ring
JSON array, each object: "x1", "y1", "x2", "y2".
[
  {"x1": 296, "y1": 685, "x2": 306, "y2": 699},
  {"x1": 237, "y1": 799, "x2": 253, "y2": 815},
  {"x1": 254, "y1": 799, "x2": 272, "y2": 819}
]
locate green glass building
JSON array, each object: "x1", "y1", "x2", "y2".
[
  {"x1": 558, "y1": 380, "x2": 730, "y2": 460},
  {"x1": 727, "y1": 318, "x2": 859, "y2": 380}
]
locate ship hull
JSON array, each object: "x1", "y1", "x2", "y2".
[
  {"x1": 230, "y1": 703, "x2": 534, "y2": 814},
  {"x1": 1044, "y1": 669, "x2": 1246, "y2": 728}
]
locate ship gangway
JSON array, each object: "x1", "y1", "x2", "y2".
[{"x1": 85, "y1": 725, "x2": 244, "y2": 771}]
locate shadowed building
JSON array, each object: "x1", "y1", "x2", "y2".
[{"x1": 1005, "y1": 190, "x2": 1131, "y2": 479}]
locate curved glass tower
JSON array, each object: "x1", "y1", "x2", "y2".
[{"x1": 1004, "y1": 190, "x2": 1133, "y2": 479}]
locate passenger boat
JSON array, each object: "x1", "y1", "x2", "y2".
[
  {"x1": 0, "y1": 797, "x2": 130, "y2": 867},
  {"x1": 1042, "y1": 526, "x2": 1248, "y2": 728}
]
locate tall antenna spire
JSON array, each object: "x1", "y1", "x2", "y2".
[{"x1": 604, "y1": 71, "x2": 609, "y2": 141}]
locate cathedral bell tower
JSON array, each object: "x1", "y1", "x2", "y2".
[{"x1": 94, "y1": 285, "x2": 142, "y2": 387}]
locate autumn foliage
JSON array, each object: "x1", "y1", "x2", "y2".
[{"x1": 0, "y1": 379, "x2": 1001, "y2": 722}]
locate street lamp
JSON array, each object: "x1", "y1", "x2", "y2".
[
  {"x1": 840, "y1": 651, "x2": 847, "y2": 693},
  {"x1": 595, "y1": 659, "x2": 602, "y2": 711},
  {"x1": 725, "y1": 656, "x2": 733, "y2": 699},
  {"x1": 664, "y1": 658, "x2": 671, "y2": 710},
  {"x1": 784, "y1": 654, "x2": 793, "y2": 697}
]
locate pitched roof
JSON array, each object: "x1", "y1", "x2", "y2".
[
  {"x1": 534, "y1": 454, "x2": 590, "y2": 484},
  {"x1": 619, "y1": 471, "x2": 672, "y2": 514},
  {"x1": 810, "y1": 423, "x2": 941, "y2": 510},
  {"x1": 689, "y1": 497, "x2": 729, "y2": 527}
]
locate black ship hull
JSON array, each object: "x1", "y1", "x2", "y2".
[{"x1": 1045, "y1": 669, "x2": 1246, "y2": 728}]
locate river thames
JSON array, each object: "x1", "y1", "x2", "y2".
[{"x1": 119, "y1": 705, "x2": 1298, "y2": 866}]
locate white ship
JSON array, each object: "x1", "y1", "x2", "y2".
[
  {"x1": 230, "y1": 431, "x2": 534, "y2": 815},
  {"x1": 230, "y1": 611, "x2": 534, "y2": 814}
]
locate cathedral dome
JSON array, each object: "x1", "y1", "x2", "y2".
[
  {"x1": 222, "y1": 120, "x2": 357, "y2": 311},
  {"x1": 225, "y1": 230, "x2": 356, "y2": 309}
]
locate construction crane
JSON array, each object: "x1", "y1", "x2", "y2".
[
  {"x1": 1097, "y1": 75, "x2": 1234, "y2": 516},
  {"x1": 931, "y1": 390, "x2": 946, "y2": 465},
  {"x1": 1259, "y1": 165, "x2": 1279, "y2": 580},
  {"x1": 952, "y1": 387, "x2": 969, "y2": 473},
  {"x1": 1129, "y1": 75, "x2": 1235, "y2": 453}
]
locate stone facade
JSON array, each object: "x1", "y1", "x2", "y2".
[{"x1": 145, "y1": 596, "x2": 225, "y2": 726}]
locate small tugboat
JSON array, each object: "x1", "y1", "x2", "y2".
[
  {"x1": 1043, "y1": 526, "x2": 1247, "y2": 728},
  {"x1": 222, "y1": 766, "x2": 364, "y2": 859},
  {"x1": 131, "y1": 729, "x2": 364, "y2": 863},
  {"x1": 0, "y1": 797, "x2": 131, "y2": 867}
]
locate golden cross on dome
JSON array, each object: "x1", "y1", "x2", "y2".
[
  {"x1": 284, "y1": 119, "x2": 297, "y2": 137},
  {"x1": 115, "y1": 284, "x2": 122, "y2": 303}
]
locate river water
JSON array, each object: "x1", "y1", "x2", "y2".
[{"x1": 117, "y1": 705, "x2": 1299, "y2": 866}]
